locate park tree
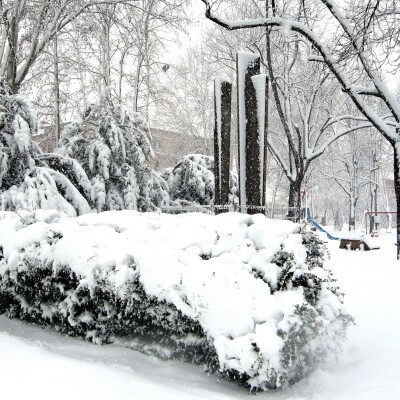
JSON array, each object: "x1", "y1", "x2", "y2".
[
  {"x1": 163, "y1": 154, "x2": 215, "y2": 206},
  {"x1": 265, "y1": 35, "x2": 370, "y2": 215},
  {"x1": 199, "y1": 0, "x2": 400, "y2": 258},
  {"x1": 77, "y1": 0, "x2": 188, "y2": 114},
  {"x1": 324, "y1": 132, "x2": 372, "y2": 230},
  {"x1": 0, "y1": 0, "x2": 189, "y2": 150},
  {"x1": 0, "y1": 0, "x2": 141, "y2": 94}
]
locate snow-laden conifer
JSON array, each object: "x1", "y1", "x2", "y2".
[
  {"x1": 163, "y1": 154, "x2": 238, "y2": 207},
  {"x1": 0, "y1": 80, "x2": 92, "y2": 216},
  {"x1": 59, "y1": 90, "x2": 169, "y2": 212}
]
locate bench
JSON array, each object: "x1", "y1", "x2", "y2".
[{"x1": 339, "y1": 238, "x2": 371, "y2": 251}]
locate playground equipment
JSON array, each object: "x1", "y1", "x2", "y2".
[
  {"x1": 309, "y1": 219, "x2": 340, "y2": 241},
  {"x1": 302, "y1": 207, "x2": 340, "y2": 240}
]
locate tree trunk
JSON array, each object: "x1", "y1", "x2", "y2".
[
  {"x1": 383, "y1": 172, "x2": 393, "y2": 232},
  {"x1": 322, "y1": 210, "x2": 327, "y2": 226},
  {"x1": 132, "y1": 55, "x2": 143, "y2": 112},
  {"x1": 334, "y1": 210, "x2": 341, "y2": 230},
  {"x1": 373, "y1": 183, "x2": 378, "y2": 230},
  {"x1": 5, "y1": 12, "x2": 19, "y2": 94},
  {"x1": 369, "y1": 150, "x2": 378, "y2": 233},
  {"x1": 53, "y1": 32, "x2": 61, "y2": 147},
  {"x1": 349, "y1": 196, "x2": 356, "y2": 231},
  {"x1": 102, "y1": 16, "x2": 111, "y2": 89},
  {"x1": 393, "y1": 142, "x2": 400, "y2": 259},
  {"x1": 288, "y1": 179, "x2": 301, "y2": 222}
]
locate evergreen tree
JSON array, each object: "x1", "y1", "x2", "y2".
[
  {"x1": 163, "y1": 154, "x2": 238, "y2": 207},
  {"x1": 0, "y1": 80, "x2": 92, "y2": 216},
  {"x1": 59, "y1": 90, "x2": 169, "y2": 212}
]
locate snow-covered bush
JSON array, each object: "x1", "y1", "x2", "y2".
[
  {"x1": 0, "y1": 210, "x2": 353, "y2": 390},
  {"x1": 0, "y1": 80, "x2": 92, "y2": 216},
  {"x1": 58, "y1": 90, "x2": 169, "y2": 212},
  {"x1": 163, "y1": 154, "x2": 238, "y2": 207}
]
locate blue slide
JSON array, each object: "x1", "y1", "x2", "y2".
[{"x1": 310, "y1": 219, "x2": 340, "y2": 241}]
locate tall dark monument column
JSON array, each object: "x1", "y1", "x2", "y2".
[
  {"x1": 237, "y1": 52, "x2": 267, "y2": 214},
  {"x1": 252, "y1": 73, "x2": 269, "y2": 209},
  {"x1": 214, "y1": 77, "x2": 232, "y2": 213}
]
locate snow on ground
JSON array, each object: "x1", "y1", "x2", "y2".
[{"x1": 1, "y1": 225, "x2": 400, "y2": 399}]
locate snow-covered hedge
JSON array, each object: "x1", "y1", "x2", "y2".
[{"x1": 0, "y1": 210, "x2": 353, "y2": 390}]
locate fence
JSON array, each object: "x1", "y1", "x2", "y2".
[{"x1": 161, "y1": 205, "x2": 301, "y2": 222}]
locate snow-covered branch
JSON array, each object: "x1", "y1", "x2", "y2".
[
  {"x1": 199, "y1": 0, "x2": 397, "y2": 142},
  {"x1": 267, "y1": 139, "x2": 296, "y2": 182},
  {"x1": 311, "y1": 123, "x2": 372, "y2": 162}
]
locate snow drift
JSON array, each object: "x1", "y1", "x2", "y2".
[{"x1": 0, "y1": 210, "x2": 353, "y2": 390}]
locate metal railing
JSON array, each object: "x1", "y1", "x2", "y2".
[{"x1": 160, "y1": 204, "x2": 301, "y2": 221}]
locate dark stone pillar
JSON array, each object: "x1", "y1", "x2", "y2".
[
  {"x1": 214, "y1": 77, "x2": 232, "y2": 214},
  {"x1": 237, "y1": 52, "x2": 267, "y2": 214}
]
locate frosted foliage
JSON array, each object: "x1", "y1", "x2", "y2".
[
  {"x1": 121, "y1": 166, "x2": 138, "y2": 210},
  {"x1": 163, "y1": 154, "x2": 215, "y2": 205},
  {"x1": 13, "y1": 115, "x2": 33, "y2": 154},
  {"x1": 163, "y1": 154, "x2": 238, "y2": 207},
  {"x1": 57, "y1": 122, "x2": 88, "y2": 169},
  {"x1": 0, "y1": 168, "x2": 82, "y2": 216},
  {"x1": 91, "y1": 177, "x2": 107, "y2": 212},
  {"x1": 59, "y1": 90, "x2": 169, "y2": 212},
  {"x1": 0, "y1": 79, "x2": 91, "y2": 216}
]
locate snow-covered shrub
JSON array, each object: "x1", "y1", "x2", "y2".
[
  {"x1": 0, "y1": 80, "x2": 92, "y2": 216},
  {"x1": 163, "y1": 154, "x2": 238, "y2": 207},
  {"x1": 58, "y1": 90, "x2": 169, "y2": 212},
  {"x1": 0, "y1": 210, "x2": 353, "y2": 390}
]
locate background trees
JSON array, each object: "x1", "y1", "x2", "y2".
[
  {"x1": 0, "y1": 0, "x2": 398, "y2": 246},
  {"x1": 0, "y1": 1, "x2": 189, "y2": 124},
  {"x1": 324, "y1": 133, "x2": 372, "y2": 230},
  {"x1": 0, "y1": 0, "x2": 134, "y2": 93},
  {"x1": 153, "y1": 45, "x2": 217, "y2": 154},
  {"x1": 199, "y1": 0, "x2": 400, "y2": 254},
  {"x1": 265, "y1": 35, "x2": 370, "y2": 212}
]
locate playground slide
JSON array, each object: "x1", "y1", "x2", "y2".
[{"x1": 310, "y1": 219, "x2": 340, "y2": 241}]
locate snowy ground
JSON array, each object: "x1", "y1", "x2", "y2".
[{"x1": 1, "y1": 226, "x2": 399, "y2": 400}]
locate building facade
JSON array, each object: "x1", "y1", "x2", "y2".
[
  {"x1": 148, "y1": 128, "x2": 209, "y2": 171},
  {"x1": 33, "y1": 126, "x2": 210, "y2": 171}
]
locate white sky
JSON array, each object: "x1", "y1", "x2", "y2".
[{"x1": 164, "y1": 0, "x2": 211, "y2": 63}]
